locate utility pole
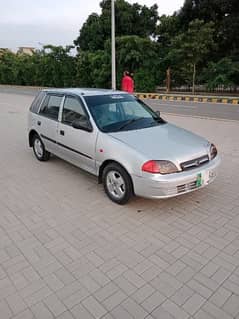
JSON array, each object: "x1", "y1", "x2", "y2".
[{"x1": 111, "y1": 0, "x2": 116, "y2": 90}]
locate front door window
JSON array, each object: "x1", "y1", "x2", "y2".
[{"x1": 62, "y1": 96, "x2": 86, "y2": 125}]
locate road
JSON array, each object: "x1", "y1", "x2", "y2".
[
  {"x1": 146, "y1": 99, "x2": 239, "y2": 121},
  {"x1": 0, "y1": 86, "x2": 239, "y2": 121},
  {"x1": 0, "y1": 92, "x2": 239, "y2": 319}
]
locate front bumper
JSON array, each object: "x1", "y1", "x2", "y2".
[{"x1": 132, "y1": 156, "x2": 221, "y2": 199}]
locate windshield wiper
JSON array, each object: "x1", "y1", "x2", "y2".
[{"x1": 118, "y1": 117, "x2": 145, "y2": 131}]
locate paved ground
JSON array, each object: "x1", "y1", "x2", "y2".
[
  {"x1": 0, "y1": 86, "x2": 40, "y2": 97},
  {"x1": 1, "y1": 86, "x2": 239, "y2": 121},
  {"x1": 0, "y1": 92, "x2": 239, "y2": 319}
]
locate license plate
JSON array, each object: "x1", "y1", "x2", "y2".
[
  {"x1": 196, "y1": 173, "x2": 203, "y2": 187},
  {"x1": 203, "y1": 170, "x2": 210, "y2": 185},
  {"x1": 196, "y1": 170, "x2": 212, "y2": 187}
]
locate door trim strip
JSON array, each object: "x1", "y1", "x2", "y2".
[{"x1": 41, "y1": 134, "x2": 92, "y2": 159}]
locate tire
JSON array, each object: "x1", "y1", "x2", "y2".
[
  {"x1": 32, "y1": 134, "x2": 50, "y2": 161},
  {"x1": 102, "y1": 163, "x2": 133, "y2": 205}
]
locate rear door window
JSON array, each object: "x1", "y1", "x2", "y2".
[
  {"x1": 39, "y1": 94, "x2": 63, "y2": 120},
  {"x1": 30, "y1": 91, "x2": 46, "y2": 113}
]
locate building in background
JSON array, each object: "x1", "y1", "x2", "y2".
[
  {"x1": 17, "y1": 47, "x2": 35, "y2": 55},
  {"x1": 0, "y1": 48, "x2": 13, "y2": 56}
]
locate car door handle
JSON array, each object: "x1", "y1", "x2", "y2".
[
  {"x1": 60, "y1": 130, "x2": 65, "y2": 136},
  {"x1": 37, "y1": 121, "x2": 41, "y2": 126}
]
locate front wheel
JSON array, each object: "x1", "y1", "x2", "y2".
[
  {"x1": 32, "y1": 134, "x2": 50, "y2": 161},
  {"x1": 102, "y1": 163, "x2": 133, "y2": 205}
]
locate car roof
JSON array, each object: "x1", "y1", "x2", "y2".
[{"x1": 42, "y1": 88, "x2": 126, "y2": 96}]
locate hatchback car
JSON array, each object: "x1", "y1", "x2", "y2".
[{"x1": 28, "y1": 88, "x2": 220, "y2": 204}]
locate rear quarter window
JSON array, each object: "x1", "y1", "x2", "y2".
[{"x1": 30, "y1": 91, "x2": 46, "y2": 114}]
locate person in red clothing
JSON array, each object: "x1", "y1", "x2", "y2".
[{"x1": 121, "y1": 71, "x2": 134, "y2": 93}]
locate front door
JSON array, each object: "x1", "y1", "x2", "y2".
[{"x1": 57, "y1": 95, "x2": 97, "y2": 174}]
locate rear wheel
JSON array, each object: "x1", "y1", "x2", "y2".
[
  {"x1": 102, "y1": 163, "x2": 133, "y2": 205},
  {"x1": 32, "y1": 134, "x2": 50, "y2": 161}
]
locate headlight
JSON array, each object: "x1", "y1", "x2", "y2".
[
  {"x1": 210, "y1": 143, "x2": 217, "y2": 160},
  {"x1": 142, "y1": 160, "x2": 179, "y2": 174}
]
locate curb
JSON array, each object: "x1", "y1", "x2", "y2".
[{"x1": 136, "y1": 93, "x2": 239, "y2": 105}]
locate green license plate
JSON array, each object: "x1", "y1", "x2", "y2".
[{"x1": 196, "y1": 173, "x2": 202, "y2": 187}]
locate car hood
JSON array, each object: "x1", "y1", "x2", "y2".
[{"x1": 109, "y1": 123, "x2": 210, "y2": 164}]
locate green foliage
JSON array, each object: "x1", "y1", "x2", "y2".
[
  {"x1": 0, "y1": 51, "x2": 18, "y2": 84},
  {"x1": 76, "y1": 50, "x2": 111, "y2": 88},
  {"x1": 0, "y1": 46, "x2": 76, "y2": 87},
  {"x1": 75, "y1": 35, "x2": 161, "y2": 91},
  {"x1": 74, "y1": 0, "x2": 159, "y2": 52},
  {"x1": 134, "y1": 69, "x2": 157, "y2": 92},
  {"x1": 180, "y1": 19, "x2": 215, "y2": 65},
  {"x1": 0, "y1": 0, "x2": 238, "y2": 92},
  {"x1": 115, "y1": 36, "x2": 161, "y2": 90},
  {"x1": 37, "y1": 45, "x2": 76, "y2": 87},
  {"x1": 156, "y1": 14, "x2": 181, "y2": 47},
  {"x1": 202, "y1": 58, "x2": 239, "y2": 89},
  {"x1": 163, "y1": 19, "x2": 216, "y2": 92},
  {"x1": 178, "y1": 0, "x2": 239, "y2": 60},
  {"x1": 74, "y1": 14, "x2": 104, "y2": 51}
]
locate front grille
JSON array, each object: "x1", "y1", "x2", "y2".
[
  {"x1": 177, "y1": 181, "x2": 198, "y2": 193},
  {"x1": 180, "y1": 155, "x2": 209, "y2": 171}
]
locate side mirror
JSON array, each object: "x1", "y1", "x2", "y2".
[
  {"x1": 155, "y1": 110, "x2": 161, "y2": 118},
  {"x1": 72, "y1": 117, "x2": 93, "y2": 132}
]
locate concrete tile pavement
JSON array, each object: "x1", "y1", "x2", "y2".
[{"x1": 0, "y1": 92, "x2": 239, "y2": 318}]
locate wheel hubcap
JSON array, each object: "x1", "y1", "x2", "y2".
[
  {"x1": 106, "y1": 170, "x2": 125, "y2": 199},
  {"x1": 34, "y1": 138, "x2": 43, "y2": 158}
]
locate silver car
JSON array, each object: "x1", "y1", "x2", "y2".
[{"x1": 28, "y1": 88, "x2": 220, "y2": 204}]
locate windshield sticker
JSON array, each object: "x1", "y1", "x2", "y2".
[{"x1": 111, "y1": 95, "x2": 124, "y2": 99}]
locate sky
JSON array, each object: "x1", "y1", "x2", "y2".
[{"x1": 0, "y1": 0, "x2": 184, "y2": 51}]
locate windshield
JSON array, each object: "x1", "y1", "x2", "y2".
[{"x1": 84, "y1": 94, "x2": 166, "y2": 132}]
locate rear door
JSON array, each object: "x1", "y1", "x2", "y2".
[
  {"x1": 37, "y1": 93, "x2": 63, "y2": 154},
  {"x1": 57, "y1": 95, "x2": 98, "y2": 174}
]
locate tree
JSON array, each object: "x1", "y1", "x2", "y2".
[
  {"x1": 0, "y1": 51, "x2": 17, "y2": 84},
  {"x1": 74, "y1": 0, "x2": 160, "y2": 92},
  {"x1": 202, "y1": 58, "x2": 239, "y2": 89},
  {"x1": 167, "y1": 19, "x2": 215, "y2": 93},
  {"x1": 113, "y1": 36, "x2": 160, "y2": 91},
  {"x1": 14, "y1": 53, "x2": 36, "y2": 85},
  {"x1": 1, "y1": 0, "x2": 237, "y2": 92},
  {"x1": 36, "y1": 45, "x2": 76, "y2": 87},
  {"x1": 0, "y1": 46, "x2": 76, "y2": 87},
  {"x1": 74, "y1": 0, "x2": 159, "y2": 52},
  {"x1": 75, "y1": 35, "x2": 161, "y2": 92},
  {"x1": 156, "y1": 14, "x2": 180, "y2": 47},
  {"x1": 74, "y1": 14, "x2": 104, "y2": 51},
  {"x1": 178, "y1": 0, "x2": 239, "y2": 60},
  {"x1": 76, "y1": 50, "x2": 111, "y2": 88}
]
